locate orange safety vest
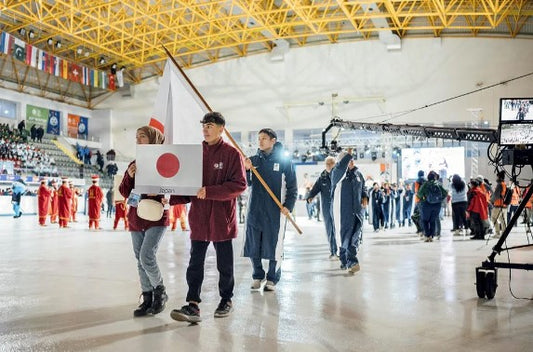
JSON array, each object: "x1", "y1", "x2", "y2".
[{"x1": 493, "y1": 181, "x2": 507, "y2": 207}]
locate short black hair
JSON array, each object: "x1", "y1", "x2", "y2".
[
  {"x1": 200, "y1": 112, "x2": 225, "y2": 126},
  {"x1": 258, "y1": 128, "x2": 277, "y2": 139}
]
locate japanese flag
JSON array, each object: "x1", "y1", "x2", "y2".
[
  {"x1": 148, "y1": 59, "x2": 206, "y2": 144},
  {"x1": 135, "y1": 144, "x2": 202, "y2": 195}
]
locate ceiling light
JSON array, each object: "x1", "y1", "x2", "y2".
[
  {"x1": 28, "y1": 30, "x2": 35, "y2": 39},
  {"x1": 77, "y1": 47, "x2": 83, "y2": 54},
  {"x1": 84, "y1": 51, "x2": 90, "y2": 57},
  {"x1": 19, "y1": 28, "x2": 26, "y2": 36},
  {"x1": 55, "y1": 41, "x2": 61, "y2": 48},
  {"x1": 111, "y1": 63, "x2": 117, "y2": 70},
  {"x1": 99, "y1": 57, "x2": 106, "y2": 65},
  {"x1": 47, "y1": 38, "x2": 53, "y2": 45}
]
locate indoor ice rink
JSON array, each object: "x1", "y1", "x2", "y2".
[{"x1": 1, "y1": 2, "x2": 533, "y2": 351}]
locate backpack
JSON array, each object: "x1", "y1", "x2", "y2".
[
  {"x1": 425, "y1": 183, "x2": 444, "y2": 204},
  {"x1": 503, "y1": 187, "x2": 513, "y2": 206}
]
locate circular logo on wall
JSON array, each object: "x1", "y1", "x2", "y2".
[
  {"x1": 78, "y1": 122, "x2": 86, "y2": 134},
  {"x1": 49, "y1": 115, "x2": 58, "y2": 126}
]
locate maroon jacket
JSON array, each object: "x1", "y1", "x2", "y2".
[
  {"x1": 119, "y1": 161, "x2": 170, "y2": 232},
  {"x1": 172, "y1": 138, "x2": 246, "y2": 242}
]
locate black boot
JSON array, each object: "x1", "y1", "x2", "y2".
[
  {"x1": 151, "y1": 284, "x2": 168, "y2": 315},
  {"x1": 133, "y1": 291, "x2": 153, "y2": 317}
]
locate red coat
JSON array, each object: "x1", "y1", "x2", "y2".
[
  {"x1": 467, "y1": 187, "x2": 488, "y2": 220},
  {"x1": 57, "y1": 184, "x2": 73, "y2": 221},
  {"x1": 88, "y1": 184, "x2": 104, "y2": 221},
  {"x1": 37, "y1": 184, "x2": 51, "y2": 218},
  {"x1": 171, "y1": 139, "x2": 246, "y2": 242}
]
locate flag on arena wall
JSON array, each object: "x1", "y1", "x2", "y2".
[
  {"x1": 25, "y1": 44, "x2": 33, "y2": 66},
  {"x1": 26, "y1": 105, "x2": 49, "y2": 127},
  {"x1": 42, "y1": 51, "x2": 48, "y2": 72},
  {"x1": 108, "y1": 73, "x2": 116, "y2": 90},
  {"x1": 47, "y1": 109, "x2": 61, "y2": 135},
  {"x1": 116, "y1": 69, "x2": 124, "y2": 88},
  {"x1": 54, "y1": 57, "x2": 60, "y2": 77},
  {"x1": 47, "y1": 54, "x2": 54, "y2": 75},
  {"x1": 135, "y1": 144, "x2": 203, "y2": 195},
  {"x1": 0, "y1": 32, "x2": 13, "y2": 55},
  {"x1": 100, "y1": 71, "x2": 107, "y2": 89},
  {"x1": 67, "y1": 113, "x2": 80, "y2": 138},
  {"x1": 37, "y1": 49, "x2": 44, "y2": 70},
  {"x1": 12, "y1": 38, "x2": 25, "y2": 62},
  {"x1": 148, "y1": 59, "x2": 205, "y2": 144},
  {"x1": 78, "y1": 116, "x2": 88, "y2": 137},
  {"x1": 62, "y1": 59, "x2": 68, "y2": 79},
  {"x1": 30, "y1": 46, "x2": 38, "y2": 67},
  {"x1": 69, "y1": 63, "x2": 81, "y2": 83}
]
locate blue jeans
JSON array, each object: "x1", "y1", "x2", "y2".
[
  {"x1": 251, "y1": 257, "x2": 281, "y2": 284},
  {"x1": 13, "y1": 202, "x2": 21, "y2": 216},
  {"x1": 131, "y1": 226, "x2": 166, "y2": 292}
]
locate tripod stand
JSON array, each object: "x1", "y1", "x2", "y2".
[{"x1": 476, "y1": 180, "x2": 533, "y2": 299}]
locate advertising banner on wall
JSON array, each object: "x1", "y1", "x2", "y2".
[
  {"x1": 67, "y1": 113, "x2": 80, "y2": 138},
  {"x1": 26, "y1": 105, "x2": 49, "y2": 127},
  {"x1": 46, "y1": 109, "x2": 61, "y2": 135},
  {"x1": 78, "y1": 116, "x2": 88, "y2": 137}
]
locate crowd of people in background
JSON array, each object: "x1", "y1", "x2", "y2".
[{"x1": 1, "y1": 123, "x2": 56, "y2": 176}]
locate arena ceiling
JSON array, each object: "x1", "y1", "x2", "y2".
[{"x1": 0, "y1": 0, "x2": 532, "y2": 106}]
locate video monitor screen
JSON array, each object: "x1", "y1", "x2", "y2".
[
  {"x1": 499, "y1": 98, "x2": 533, "y2": 146},
  {"x1": 401, "y1": 147, "x2": 465, "y2": 181},
  {"x1": 500, "y1": 98, "x2": 533, "y2": 121}
]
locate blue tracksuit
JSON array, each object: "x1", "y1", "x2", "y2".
[
  {"x1": 307, "y1": 169, "x2": 336, "y2": 255},
  {"x1": 331, "y1": 153, "x2": 368, "y2": 268},
  {"x1": 242, "y1": 142, "x2": 297, "y2": 283}
]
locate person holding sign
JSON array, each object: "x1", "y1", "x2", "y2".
[
  {"x1": 119, "y1": 125, "x2": 171, "y2": 318},
  {"x1": 242, "y1": 128, "x2": 297, "y2": 292},
  {"x1": 170, "y1": 112, "x2": 246, "y2": 323}
]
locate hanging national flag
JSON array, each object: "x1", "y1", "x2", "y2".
[
  {"x1": 42, "y1": 52, "x2": 48, "y2": 72},
  {"x1": 47, "y1": 54, "x2": 54, "y2": 74},
  {"x1": 37, "y1": 49, "x2": 44, "y2": 70},
  {"x1": 135, "y1": 144, "x2": 203, "y2": 195},
  {"x1": 93, "y1": 69, "x2": 99, "y2": 88},
  {"x1": 25, "y1": 44, "x2": 32, "y2": 66},
  {"x1": 0, "y1": 32, "x2": 13, "y2": 55},
  {"x1": 100, "y1": 71, "x2": 107, "y2": 89},
  {"x1": 69, "y1": 63, "x2": 81, "y2": 83},
  {"x1": 116, "y1": 69, "x2": 124, "y2": 88},
  {"x1": 12, "y1": 38, "x2": 25, "y2": 62},
  {"x1": 62, "y1": 59, "x2": 68, "y2": 79},
  {"x1": 54, "y1": 57, "x2": 60, "y2": 76},
  {"x1": 82, "y1": 66, "x2": 88, "y2": 85},
  {"x1": 148, "y1": 59, "x2": 206, "y2": 144},
  {"x1": 108, "y1": 73, "x2": 116, "y2": 90},
  {"x1": 31, "y1": 46, "x2": 38, "y2": 68}
]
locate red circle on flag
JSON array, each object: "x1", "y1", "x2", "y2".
[{"x1": 156, "y1": 153, "x2": 180, "y2": 178}]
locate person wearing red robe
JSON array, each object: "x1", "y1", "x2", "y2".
[
  {"x1": 49, "y1": 180, "x2": 59, "y2": 224},
  {"x1": 37, "y1": 179, "x2": 51, "y2": 226},
  {"x1": 88, "y1": 175, "x2": 104, "y2": 230},
  {"x1": 467, "y1": 177, "x2": 489, "y2": 240},
  {"x1": 113, "y1": 199, "x2": 129, "y2": 230},
  {"x1": 70, "y1": 181, "x2": 81, "y2": 222},
  {"x1": 57, "y1": 177, "x2": 73, "y2": 228},
  {"x1": 169, "y1": 204, "x2": 188, "y2": 231}
]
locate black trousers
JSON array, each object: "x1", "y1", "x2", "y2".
[{"x1": 186, "y1": 239, "x2": 234, "y2": 304}]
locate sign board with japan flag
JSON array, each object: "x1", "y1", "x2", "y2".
[{"x1": 135, "y1": 144, "x2": 202, "y2": 195}]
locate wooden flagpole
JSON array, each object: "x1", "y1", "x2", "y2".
[{"x1": 161, "y1": 45, "x2": 303, "y2": 235}]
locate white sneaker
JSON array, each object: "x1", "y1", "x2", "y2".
[
  {"x1": 264, "y1": 281, "x2": 276, "y2": 291},
  {"x1": 250, "y1": 279, "x2": 263, "y2": 290}
]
